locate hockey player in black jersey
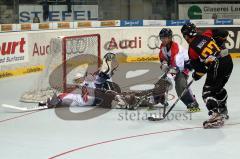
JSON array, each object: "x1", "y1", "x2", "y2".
[{"x1": 181, "y1": 22, "x2": 233, "y2": 128}]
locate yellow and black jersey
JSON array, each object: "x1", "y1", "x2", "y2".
[{"x1": 188, "y1": 35, "x2": 221, "y2": 78}]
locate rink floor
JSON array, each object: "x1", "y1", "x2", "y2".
[{"x1": 0, "y1": 60, "x2": 240, "y2": 159}]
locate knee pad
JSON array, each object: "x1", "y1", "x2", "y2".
[
  {"x1": 202, "y1": 85, "x2": 214, "y2": 101},
  {"x1": 205, "y1": 97, "x2": 218, "y2": 111}
]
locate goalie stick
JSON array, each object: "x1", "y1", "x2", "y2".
[
  {"x1": 148, "y1": 79, "x2": 194, "y2": 121},
  {"x1": 1, "y1": 104, "x2": 48, "y2": 112}
]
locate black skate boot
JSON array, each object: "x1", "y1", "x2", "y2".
[
  {"x1": 187, "y1": 101, "x2": 200, "y2": 113},
  {"x1": 219, "y1": 104, "x2": 229, "y2": 120},
  {"x1": 38, "y1": 101, "x2": 47, "y2": 107},
  {"x1": 203, "y1": 110, "x2": 224, "y2": 129}
]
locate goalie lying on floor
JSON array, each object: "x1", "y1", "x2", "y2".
[
  {"x1": 38, "y1": 53, "x2": 172, "y2": 110},
  {"x1": 38, "y1": 72, "x2": 172, "y2": 109}
]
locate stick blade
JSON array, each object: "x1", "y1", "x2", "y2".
[
  {"x1": 147, "y1": 114, "x2": 164, "y2": 121},
  {"x1": 1, "y1": 104, "x2": 48, "y2": 112},
  {"x1": 2, "y1": 104, "x2": 28, "y2": 111}
]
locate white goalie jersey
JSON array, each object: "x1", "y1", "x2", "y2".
[{"x1": 62, "y1": 79, "x2": 96, "y2": 107}]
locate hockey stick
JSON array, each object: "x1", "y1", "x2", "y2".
[
  {"x1": 2, "y1": 104, "x2": 48, "y2": 112},
  {"x1": 148, "y1": 79, "x2": 194, "y2": 121}
]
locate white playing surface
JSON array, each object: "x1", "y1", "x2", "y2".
[{"x1": 0, "y1": 60, "x2": 239, "y2": 159}]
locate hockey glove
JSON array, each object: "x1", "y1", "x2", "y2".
[
  {"x1": 169, "y1": 67, "x2": 177, "y2": 76},
  {"x1": 160, "y1": 63, "x2": 169, "y2": 74},
  {"x1": 192, "y1": 71, "x2": 204, "y2": 81},
  {"x1": 184, "y1": 60, "x2": 193, "y2": 71}
]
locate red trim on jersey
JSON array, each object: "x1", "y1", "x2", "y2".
[
  {"x1": 58, "y1": 93, "x2": 69, "y2": 100},
  {"x1": 188, "y1": 30, "x2": 213, "y2": 60},
  {"x1": 159, "y1": 41, "x2": 179, "y2": 67},
  {"x1": 188, "y1": 47, "x2": 199, "y2": 60},
  {"x1": 202, "y1": 29, "x2": 213, "y2": 38},
  {"x1": 182, "y1": 69, "x2": 190, "y2": 75},
  {"x1": 82, "y1": 85, "x2": 89, "y2": 102},
  {"x1": 159, "y1": 43, "x2": 166, "y2": 62}
]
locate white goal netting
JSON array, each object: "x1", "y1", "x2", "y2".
[{"x1": 20, "y1": 34, "x2": 101, "y2": 103}]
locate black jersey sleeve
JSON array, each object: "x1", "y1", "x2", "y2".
[{"x1": 190, "y1": 58, "x2": 207, "y2": 76}]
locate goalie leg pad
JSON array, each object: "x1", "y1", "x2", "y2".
[
  {"x1": 175, "y1": 72, "x2": 196, "y2": 106},
  {"x1": 94, "y1": 89, "x2": 113, "y2": 108}
]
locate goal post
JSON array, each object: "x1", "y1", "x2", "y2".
[
  {"x1": 62, "y1": 34, "x2": 101, "y2": 92},
  {"x1": 20, "y1": 33, "x2": 101, "y2": 103}
]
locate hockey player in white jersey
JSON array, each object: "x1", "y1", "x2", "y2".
[{"x1": 158, "y1": 28, "x2": 200, "y2": 112}]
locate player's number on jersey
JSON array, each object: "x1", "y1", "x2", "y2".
[{"x1": 201, "y1": 41, "x2": 220, "y2": 58}]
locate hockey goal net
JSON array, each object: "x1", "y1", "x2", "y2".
[{"x1": 20, "y1": 34, "x2": 101, "y2": 103}]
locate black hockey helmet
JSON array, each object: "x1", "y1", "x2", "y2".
[
  {"x1": 181, "y1": 22, "x2": 197, "y2": 37},
  {"x1": 212, "y1": 29, "x2": 229, "y2": 48},
  {"x1": 159, "y1": 28, "x2": 173, "y2": 39}
]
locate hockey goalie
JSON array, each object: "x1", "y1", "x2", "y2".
[{"x1": 38, "y1": 52, "x2": 172, "y2": 110}]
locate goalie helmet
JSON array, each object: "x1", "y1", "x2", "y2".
[
  {"x1": 181, "y1": 22, "x2": 197, "y2": 37},
  {"x1": 101, "y1": 52, "x2": 119, "y2": 75},
  {"x1": 73, "y1": 72, "x2": 86, "y2": 84},
  {"x1": 159, "y1": 28, "x2": 173, "y2": 38},
  {"x1": 103, "y1": 52, "x2": 116, "y2": 62}
]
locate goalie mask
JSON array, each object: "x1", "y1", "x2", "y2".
[
  {"x1": 103, "y1": 52, "x2": 116, "y2": 61},
  {"x1": 73, "y1": 72, "x2": 87, "y2": 84}
]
